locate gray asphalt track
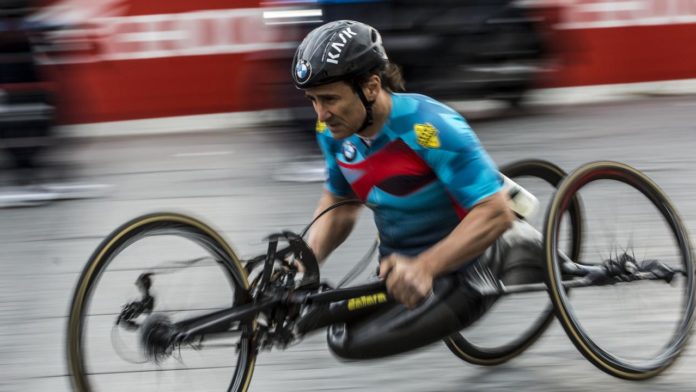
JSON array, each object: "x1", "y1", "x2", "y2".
[{"x1": 2, "y1": 95, "x2": 696, "y2": 391}]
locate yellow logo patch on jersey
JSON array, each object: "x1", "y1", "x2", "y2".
[
  {"x1": 414, "y1": 123, "x2": 440, "y2": 148},
  {"x1": 316, "y1": 121, "x2": 327, "y2": 133}
]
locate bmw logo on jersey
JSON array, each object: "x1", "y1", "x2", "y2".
[{"x1": 342, "y1": 141, "x2": 357, "y2": 161}]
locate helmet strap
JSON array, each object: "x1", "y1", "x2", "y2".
[{"x1": 353, "y1": 81, "x2": 374, "y2": 134}]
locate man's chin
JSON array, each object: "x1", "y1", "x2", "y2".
[{"x1": 328, "y1": 127, "x2": 351, "y2": 139}]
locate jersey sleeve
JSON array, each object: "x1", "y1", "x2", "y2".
[
  {"x1": 415, "y1": 116, "x2": 503, "y2": 209},
  {"x1": 316, "y1": 128, "x2": 354, "y2": 197}
]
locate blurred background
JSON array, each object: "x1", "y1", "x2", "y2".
[{"x1": 1, "y1": 0, "x2": 696, "y2": 391}]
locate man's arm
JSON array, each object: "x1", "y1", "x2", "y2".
[
  {"x1": 416, "y1": 191, "x2": 514, "y2": 276},
  {"x1": 379, "y1": 191, "x2": 514, "y2": 307},
  {"x1": 307, "y1": 189, "x2": 363, "y2": 264}
]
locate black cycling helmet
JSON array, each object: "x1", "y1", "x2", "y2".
[
  {"x1": 292, "y1": 20, "x2": 388, "y2": 89},
  {"x1": 293, "y1": 20, "x2": 388, "y2": 133}
]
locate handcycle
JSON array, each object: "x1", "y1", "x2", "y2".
[{"x1": 67, "y1": 159, "x2": 695, "y2": 391}]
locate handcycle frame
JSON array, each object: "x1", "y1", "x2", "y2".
[{"x1": 127, "y1": 217, "x2": 681, "y2": 357}]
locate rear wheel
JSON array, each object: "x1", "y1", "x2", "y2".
[
  {"x1": 67, "y1": 213, "x2": 257, "y2": 392},
  {"x1": 445, "y1": 159, "x2": 582, "y2": 365},
  {"x1": 545, "y1": 161, "x2": 695, "y2": 379}
]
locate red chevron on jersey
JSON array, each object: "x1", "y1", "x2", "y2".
[{"x1": 337, "y1": 139, "x2": 436, "y2": 200}]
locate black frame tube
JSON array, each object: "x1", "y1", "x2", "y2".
[
  {"x1": 169, "y1": 260, "x2": 683, "y2": 342},
  {"x1": 306, "y1": 281, "x2": 387, "y2": 303},
  {"x1": 174, "y1": 298, "x2": 278, "y2": 339}
]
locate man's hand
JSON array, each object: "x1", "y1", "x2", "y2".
[{"x1": 378, "y1": 254, "x2": 434, "y2": 309}]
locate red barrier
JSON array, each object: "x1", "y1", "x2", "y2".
[
  {"x1": 543, "y1": 0, "x2": 696, "y2": 87},
  {"x1": 43, "y1": 0, "x2": 298, "y2": 124},
  {"x1": 35, "y1": 0, "x2": 696, "y2": 125}
]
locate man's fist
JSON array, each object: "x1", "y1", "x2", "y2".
[{"x1": 379, "y1": 254, "x2": 434, "y2": 309}]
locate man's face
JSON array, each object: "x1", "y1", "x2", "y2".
[{"x1": 304, "y1": 81, "x2": 365, "y2": 139}]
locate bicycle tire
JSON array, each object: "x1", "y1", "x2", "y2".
[
  {"x1": 445, "y1": 159, "x2": 583, "y2": 366},
  {"x1": 67, "y1": 212, "x2": 257, "y2": 392},
  {"x1": 544, "y1": 161, "x2": 696, "y2": 379}
]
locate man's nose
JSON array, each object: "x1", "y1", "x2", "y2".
[{"x1": 314, "y1": 103, "x2": 331, "y2": 122}]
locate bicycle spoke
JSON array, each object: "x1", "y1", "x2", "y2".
[
  {"x1": 545, "y1": 162, "x2": 695, "y2": 379},
  {"x1": 68, "y1": 214, "x2": 256, "y2": 392}
]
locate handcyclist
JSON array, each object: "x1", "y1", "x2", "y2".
[{"x1": 293, "y1": 20, "x2": 544, "y2": 359}]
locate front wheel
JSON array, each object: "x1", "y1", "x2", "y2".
[
  {"x1": 545, "y1": 161, "x2": 696, "y2": 379},
  {"x1": 67, "y1": 213, "x2": 257, "y2": 392}
]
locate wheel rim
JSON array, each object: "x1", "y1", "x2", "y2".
[
  {"x1": 545, "y1": 162, "x2": 695, "y2": 378},
  {"x1": 447, "y1": 159, "x2": 582, "y2": 365},
  {"x1": 67, "y1": 213, "x2": 256, "y2": 392}
]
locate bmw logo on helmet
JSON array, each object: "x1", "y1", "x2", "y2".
[{"x1": 295, "y1": 59, "x2": 312, "y2": 84}]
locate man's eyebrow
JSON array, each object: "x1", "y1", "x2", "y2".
[{"x1": 305, "y1": 92, "x2": 339, "y2": 99}]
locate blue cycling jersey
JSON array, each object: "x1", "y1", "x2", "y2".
[{"x1": 317, "y1": 92, "x2": 503, "y2": 257}]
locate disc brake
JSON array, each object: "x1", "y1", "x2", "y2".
[{"x1": 111, "y1": 256, "x2": 218, "y2": 363}]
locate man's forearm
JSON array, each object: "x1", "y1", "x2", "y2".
[
  {"x1": 416, "y1": 192, "x2": 514, "y2": 277},
  {"x1": 307, "y1": 190, "x2": 362, "y2": 263}
]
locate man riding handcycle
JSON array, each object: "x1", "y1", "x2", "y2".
[{"x1": 67, "y1": 20, "x2": 695, "y2": 392}]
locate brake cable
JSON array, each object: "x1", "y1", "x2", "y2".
[
  {"x1": 300, "y1": 198, "x2": 364, "y2": 238},
  {"x1": 299, "y1": 198, "x2": 380, "y2": 288}
]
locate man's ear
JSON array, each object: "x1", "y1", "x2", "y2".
[{"x1": 364, "y1": 74, "x2": 382, "y2": 101}]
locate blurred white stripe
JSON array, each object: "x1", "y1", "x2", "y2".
[
  {"x1": 174, "y1": 151, "x2": 231, "y2": 158},
  {"x1": 262, "y1": 9, "x2": 322, "y2": 19},
  {"x1": 576, "y1": 1, "x2": 643, "y2": 12},
  {"x1": 558, "y1": 16, "x2": 696, "y2": 29}
]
